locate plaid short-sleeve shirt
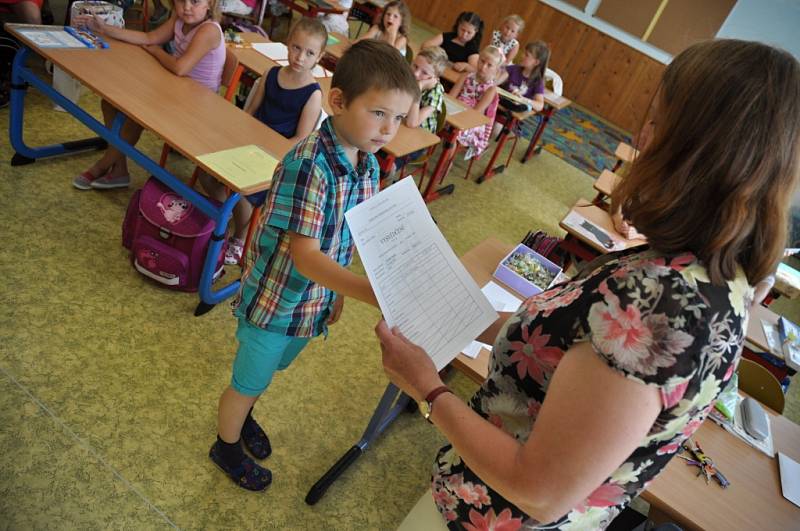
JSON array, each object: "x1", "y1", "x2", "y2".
[
  {"x1": 233, "y1": 118, "x2": 379, "y2": 337},
  {"x1": 420, "y1": 82, "x2": 445, "y2": 134}
]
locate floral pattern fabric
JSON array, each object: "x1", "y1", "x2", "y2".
[
  {"x1": 431, "y1": 250, "x2": 751, "y2": 530},
  {"x1": 455, "y1": 73, "x2": 499, "y2": 160}
]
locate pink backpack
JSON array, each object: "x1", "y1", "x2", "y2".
[{"x1": 122, "y1": 177, "x2": 225, "y2": 292}]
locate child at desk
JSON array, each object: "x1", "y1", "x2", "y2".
[
  {"x1": 493, "y1": 41, "x2": 549, "y2": 137},
  {"x1": 209, "y1": 40, "x2": 419, "y2": 491},
  {"x1": 355, "y1": 0, "x2": 410, "y2": 56},
  {"x1": 450, "y1": 45, "x2": 502, "y2": 160},
  {"x1": 422, "y1": 11, "x2": 483, "y2": 73},
  {"x1": 72, "y1": 0, "x2": 225, "y2": 191},
  {"x1": 405, "y1": 45, "x2": 447, "y2": 134},
  {"x1": 200, "y1": 17, "x2": 327, "y2": 265},
  {"x1": 490, "y1": 14, "x2": 523, "y2": 65}
]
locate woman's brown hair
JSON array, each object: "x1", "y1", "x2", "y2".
[{"x1": 611, "y1": 39, "x2": 800, "y2": 286}]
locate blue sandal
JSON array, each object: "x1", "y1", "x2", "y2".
[
  {"x1": 209, "y1": 441, "x2": 272, "y2": 491},
  {"x1": 242, "y1": 419, "x2": 272, "y2": 460}
]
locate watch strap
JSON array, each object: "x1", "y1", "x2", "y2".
[{"x1": 423, "y1": 385, "x2": 452, "y2": 420}]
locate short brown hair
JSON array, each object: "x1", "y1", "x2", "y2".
[
  {"x1": 332, "y1": 39, "x2": 420, "y2": 103},
  {"x1": 612, "y1": 39, "x2": 800, "y2": 285},
  {"x1": 287, "y1": 16, "x2": 328, "y2": 53},
  {"x1": 380, "y1": 1, "x2": 411, "y2": 37},
  {"x1": 417, "y1": 45, "x2": 449, "y2": 77}
]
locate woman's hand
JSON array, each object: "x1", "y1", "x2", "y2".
[
  {"x1": 452, "y1": 61, "x2": 469, "y2": 72},
  {"x1": 375, "y1": 320, "x2": 443, "y2": 403},
  {"x1": 72, "y1": 13, "x2": 106, "y2": 34},
  {"x1": 328, "y1": 295, "x2": 345, "y2": 325}
]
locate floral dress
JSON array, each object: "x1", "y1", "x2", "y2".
[
  {"x1": 456, "y1": 73, "x2": 499, "y2": 160},
  {"x1": 431, "y1": 250, "x2": 751, "y2": 530},
  {"x1": 490, "y1": 30, "x2": 518, "y2": 62}
]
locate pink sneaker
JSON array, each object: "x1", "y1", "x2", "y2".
[
  {"x1": 72, "y1": 170, "x2": 100, "y2": 190},
  {"x1": 224, "y1": 238, "x2": 245, "y2": 265},
  {"x1": 90, "y1": 174, "x2": 130, "y2": 190}
]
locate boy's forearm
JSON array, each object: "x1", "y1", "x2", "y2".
[{"x1": 294, "y1": 248, "x2": 377, "y2": 306}]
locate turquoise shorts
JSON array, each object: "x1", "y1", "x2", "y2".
[{"x1": 231, "y1": 318, "x2": 311, "y2": 396}]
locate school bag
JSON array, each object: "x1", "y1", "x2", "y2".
[{"x1": 122, "y1": 177, "x2": 226, "y2": 292}]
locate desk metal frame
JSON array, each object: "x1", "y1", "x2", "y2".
[{"x1": 9, "y1": 46, "x2": 239, "y2": 316}]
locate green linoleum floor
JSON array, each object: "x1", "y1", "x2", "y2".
[{"x1": 2, "y1": 51, "x2": 799, "y2": 530}]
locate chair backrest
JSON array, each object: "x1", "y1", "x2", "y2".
[
  {"x1": 737, "y1": 358, "x2": 785, "y2": 413},
  {"x1": 544, "y1": 67, "x2": 563, "y2": 97},
  {"x1": 221, "y1": 48, "x2": 241, "y2": 102},
  {"x1": 243, "y1": 75, "x2": 262, "y2": 111}
]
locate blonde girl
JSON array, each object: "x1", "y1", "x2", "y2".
[
  {"x1": 450, "y1": 45, "x2": 503, "y2": 159},
  {"x1": 72, "y1": 0, "x2": 225, "y2": 191},
  {"x1": 491, "y1": 14, "x2": 524, "y2": 64}
]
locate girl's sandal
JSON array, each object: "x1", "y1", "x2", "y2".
[{"x1": 209, "y1": 441, "x2": 272, "y2": 491}]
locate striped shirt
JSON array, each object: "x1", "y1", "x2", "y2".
[{"x1": 234, "y1": 118, "x2": 379, "y2": 337}]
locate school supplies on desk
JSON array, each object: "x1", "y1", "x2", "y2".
[
  {"x1": 327, "y1": 34, "x2": 340, "y2": 46},
  {"x1": 15, "y1": 26, "x2": 101, "y2": 49},
  {"x1": 561, "y1": 211, "x2": 619, "y2": 250},
  {"x1": 778, "y1": 316, "x2": 800, "y2": 371},
  {"x1": 64, "y1": 26, "x2": 109, "y2": 48},
  {"x1": 197, "y1": 145, "x2": 279, "y2": 193}
]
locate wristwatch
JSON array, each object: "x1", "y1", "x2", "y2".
[{"x1": 419, "y1": 386, "x2": 452, "y2": 422}]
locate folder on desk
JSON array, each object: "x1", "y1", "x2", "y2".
[{"x1": 197, "y1": 145, "x2": 279, "y2": 193}]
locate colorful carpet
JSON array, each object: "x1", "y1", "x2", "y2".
[{"x1": 519, "y1": 105, "x2": 632, "y2": 179}]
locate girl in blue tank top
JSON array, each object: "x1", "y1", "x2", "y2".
[{"x1": 201, "y1": 17, "x2": 327, "y2": 265}]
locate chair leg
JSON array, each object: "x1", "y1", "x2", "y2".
[
  {"x1": 465, "y1": 156, "x2": 476, "y2": 181},
  {"x1": 158, "y1": 143, "x2": 171, "y2": 167}
]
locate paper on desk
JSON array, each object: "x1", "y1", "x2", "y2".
[
  {"x1": 252, "y1": 42, "x2": 289, "y2": 61},
  {"x1": 462, "y1": 340, "x2": 492, "y2": 359},
  {"x1": 327, "y1": 34, "x2": 340, "y2": 46},
  {"x1": 482, "y1": 281, "x2": 522, "y2": 312},
  {"x1": 778, "y1": 453, "x2": 800, "y2": 508},
  {"x1": 18, "y1": 28, "x2": 86, "y2": 48},
  {"x1": 561, "y1": 210, "x2": 621, "y2": 251},
  {"x1": 444, "y1": 97, "x2": 466, "y2": 116},
  {"x1": 345, "y1": 177, "x2": 498, "y2": 370},
  {"x1": 197, "y1": 145, "x2": 278, "y2": 191}
]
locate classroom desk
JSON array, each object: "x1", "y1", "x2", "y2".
[
  {"x1": 420, "y1": 95, "x2": 491, "y2": 202},
  {"x1": 7, "y1": 24, "x2": 293, "y2": 315},
  {"x1": 448, "y1": 238, "x2": 800, "y2": 531},
  {"x1": 558, "y1": 199, "x2": 647, "y2": 264},
  {"x1": 323, "y1": 31, "x2": 351, "y2": 61}
]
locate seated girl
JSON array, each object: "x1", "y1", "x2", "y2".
[
  {"x1": 421, "y1": 11, "x2": 483, "y2": 73},
  {"x1": 449, "y1": 45, "x2": 503, "y2": 160},
  {"x1": 201, "y1": 17, "x2": 326, "y2": 265},
  {"x1": 356, "y1": 0, "x2": 410, "y2": 57},
  {"x1": 72, "y1": 0, "x2": 225, "y2": 191}
]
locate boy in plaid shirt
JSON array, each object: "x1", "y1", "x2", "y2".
[{"x1": 210, "y1": 40, "x2": 420, "y2": 491}]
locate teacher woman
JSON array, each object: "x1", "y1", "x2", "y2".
[{"x1": 377, "y1": 39, "x2": 800, "y2": 530}]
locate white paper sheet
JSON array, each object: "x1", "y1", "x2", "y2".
[
  {"x1": 462, "y1": 340, "x2": 492, "y2": 359},
  {"x1": 345, "y1": 177, "x2": 498, "y2": 370},
  {"x1": 19, "y1": 28, "x2": 85, "y2": 48},
  {"x1": 252, "y1": 42, "x2": 289, "y2": 60},
  {"x1": 482, "y1": 281, "x2": 522, "y2": 312},
  {"x1": 778, "y1": 453, "x2": 800, "y2": 508},
  {"x1": 761, "y1": 319, "x2": 783, "y2": 357}
]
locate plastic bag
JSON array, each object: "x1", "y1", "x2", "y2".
[{"x1": 714, "y1": 372, "x2": 740, "y2": 421}]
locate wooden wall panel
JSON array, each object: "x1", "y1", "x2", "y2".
[{"x1": 405, "y1": 0, "x2": 665, "y2": 132}]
